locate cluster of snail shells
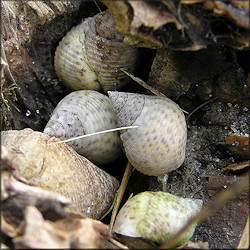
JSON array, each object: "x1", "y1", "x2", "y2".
[
  {"x1": 54, "y1": 10, "x2": 138, "y2": 92},
  {"x1": 44, "y1": 89, "x2": 187, "y2": 176},
  {"x1": 43, "y1": 90, "x2": 122, "y2": 165},
  {"x1": 48, "y1": 8, "x2": 196, "y2": 247}
]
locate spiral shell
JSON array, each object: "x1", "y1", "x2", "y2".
[
  {"x1": 108, "y1": 91, "x2": 187, "y2": 176},
  {"x1": 113, "y1": 191, "x2": 203, "y2": 246},
  {"x1": 54, "y1": 10, "x2": 138, "y2": 92},
  {"x1": 1, "y1": 128, "x2": 119, "y2": 219},
  {"x1": 44, "y1": 90, "x2": 122, "y2": 165}
]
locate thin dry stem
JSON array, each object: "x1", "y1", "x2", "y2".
[
  {"x1": 186, "y1": 97, "x2": 218, "y2": 121},
  {"x1": 121, "y1": 69, "x2": 166, "y2": 97},
  {"x1": 109, "y1": 161, "x2": 133, "y2": 234},
  {"x1": 121, "y1": 69, "x2": 188, "y2": 114},
  {"x1": 108, "y1": 237, "x2": 129, "y2": 249},
  {"x1": 54, "y1": 126, "x2": 138, "y2": 144}
]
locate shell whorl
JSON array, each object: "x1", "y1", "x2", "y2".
[
  {"x1": 54, "y1": 10, "x2": 138, "y2": 92},
  {"x1": 2, "y1": 128, "x2": 120, "y2": 219},
  {"x1": 108, "y1": 91, "x2": 187, "y2": 176},
  {"x1": 44, "y1": 90, "x2": 122, "y2": 165},
  {"x1": 54, "y1": 22, "x2": 101, "y2": 91},
  {"x1": 113, "y1": 191, "x2": 203, "y2": 245}
]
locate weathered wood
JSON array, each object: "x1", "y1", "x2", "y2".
[{"x1": 1, "y1": 0, "x2": 101, "y2": 131}]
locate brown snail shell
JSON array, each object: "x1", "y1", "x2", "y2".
[
  {"x1": 43, "y1": 90, "x2": 122, "y2": 165},
  {"x1": 108, "y1": 91, "x2": 187, "y2": 176},
  {"x1": 1, "y1": 128, "x2": 119, "y2": 219},
  {"x1": 54, "y1": 10, "x2": 138, "y2": 92}
]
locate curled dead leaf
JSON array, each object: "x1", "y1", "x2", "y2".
[{"x1": 103, "y1": 0, "x2": 249, "y2": 50}]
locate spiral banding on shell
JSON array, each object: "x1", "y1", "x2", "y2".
[
  {"x1": 54, "y1": 10, "x2": 138, "y2": 92},
  {"x1": 44, "y1": 90, "x2": 122, "y2": 165}
]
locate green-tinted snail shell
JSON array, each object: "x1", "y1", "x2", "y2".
[
  {"x1": 54, "y1": 10, "x2": 138, "y2": 92},
  {"x1": 113, "y1": 191, "x2": 203, "y2": 246}
]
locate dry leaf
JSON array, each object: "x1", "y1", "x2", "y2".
[
  {"x1": 218, "y1": 135, "x2": 250, "y2": 160},
  {"x1": 1, "y1": 170, "x2": 72, "y2": 232},
  {"x1": 13, "y1": 206, "x2": 111, "y2": 249},
  {"x1": 218, "y1": 160, "x2": 250, "y2": 173},
  {"x1": 103, "y1": 0, "x2": 249, "y2": 50},
  {"x1": 148, "y1": 47, "x2": 229, "y2": 98}
]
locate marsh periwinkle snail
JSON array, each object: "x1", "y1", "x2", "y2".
[
  {"x1": 1, "y1": 128, "x2": 120, "y2": 219},
  {"x1": 44, "y1": 90, "x2": 122, "y2": 165},
  {"x1": 113, "y1": 191, "x2": 203, "y2": 246},
  {"x1": 54, "y1": 10, "x2": 138, "y2": 92},
  {"x1": 108, "y1": 91, "x2": 187, "y2": 177}
]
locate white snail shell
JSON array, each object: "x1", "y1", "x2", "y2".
[
  {"x1": 54, "y1": 10, "x2": 138, "y2": 92},
  {"x1": 108, "y1": 91, "x2": 187, "y2": 176},
  {"x1": 44, "y1": 90, "x2": 122, "y2": 165},
  {"x1": 113, "y1": 191, "x2": 203, "y2": 246}
]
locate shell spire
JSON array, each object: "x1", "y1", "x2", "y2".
[{"x1": 2, "y1": 128, "x2": 120, "y2": 219}]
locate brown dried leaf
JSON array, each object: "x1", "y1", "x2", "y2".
[
  {"x1": 53, "y1": 217, "x2": 109, "y2": 248},
  {"x1": 13, "y1": 206, "x2": 110, "y2": 249},
  {"x1": 204, "y1": 1, "x2": 249, "y2": 29},
  {"x1": 103, "y1": 0, "x2": 249, "y2": 50},
  {"x1": 14, "y1": 206, "x2": 70, "y2": 248},
  {"x1": 130, "y1": 1, "x2": 179, "y2": 30},
  {"x1": 218, "y1": 160, "x2": 250, "y2": 174},
  {"x1": 148, "y1": 47, "x2": 229, "y2": 98},
  {"x1": 1, "y1": 171, "x2": 72, "y2": 231},
  {"x1": 218, "y1": 135, "x2": 250, "y2": 160}
]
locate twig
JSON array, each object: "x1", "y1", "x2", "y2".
[
  {"x1": 121, "y1": 69, "x2": 166, "y2": 97},
  {"x1": 186, "y1": 97, "x2": 218, "y2": 121},
  {"x1": 54, "y1": 126, "x2": 138, "y2": 144},
  {"x1": 108, "y1": 237, "x2": 129, "y2": 249},
  {"x1": 109, "y1": 161, "x2": 133, "y2": 233},
  {"x1": 122, "y1": 69, "x2": 188, "y2": 114}
]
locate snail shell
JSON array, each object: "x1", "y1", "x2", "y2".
[
  {"x1": 54, "y1": 10, "x2": 138, "y2": 92},
  {"x1": 43, "y1": 90, "x2": 122, "y2": 165},
  {"x1": 1, "y1": 128, "x2": 119, "y2": 219},
  {"x1": 113, "y1": 191, "x2": 203, "y2": 246},
  {"x1": 108, "y1": 91, "x2": 187, "y2": 176}
]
